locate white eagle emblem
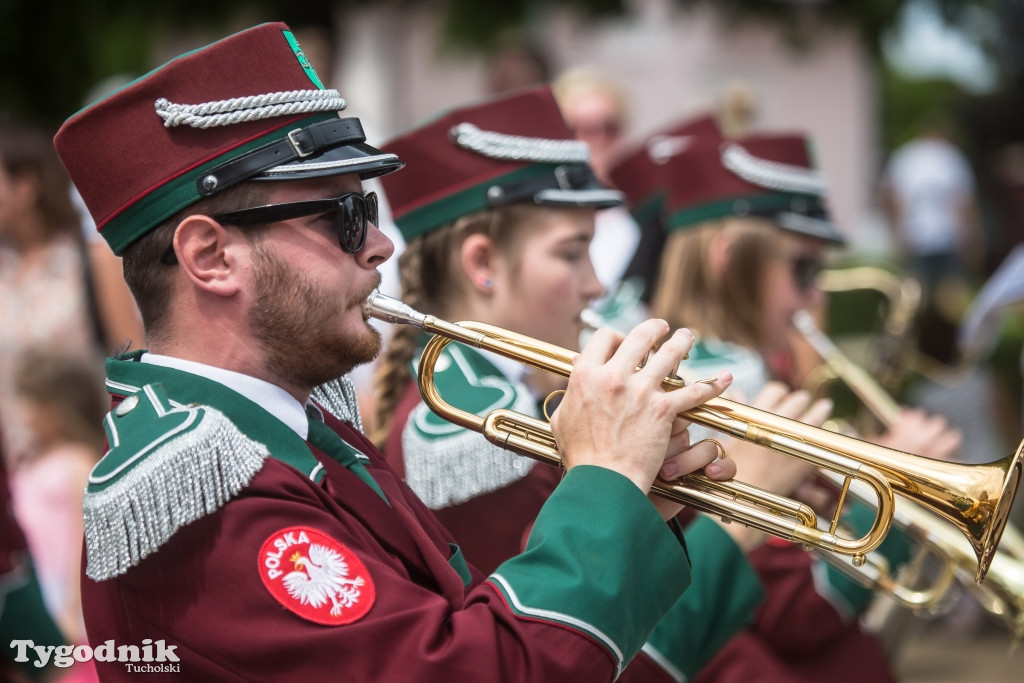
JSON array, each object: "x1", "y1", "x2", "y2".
[{"x1": 282, "y1": 543, "x2": 365, "y2": 616}]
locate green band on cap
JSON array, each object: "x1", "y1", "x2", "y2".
[
  {"x1": 629, "y1": 192, "x2": 664, "y2": 228},
  {"x1": 284, "y1": 30, "x2": 325, "y2": 89},
  {"x1": 394, "y1": 164, "x2": 562, "y2": 243},
  {"x1": 101, "y1": 112, "x2": 337, "y2": 255},
  {"x1": 666, "y1": 192, "x2": 823, "y2": 232}
]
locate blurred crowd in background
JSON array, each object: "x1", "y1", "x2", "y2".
[{"x1": 3, "y1": 0, "x2": 1024, "y2": 680}]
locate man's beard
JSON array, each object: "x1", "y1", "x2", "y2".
[{"x1": 248, "y1": 242, "x2": 381, "y2": 393}]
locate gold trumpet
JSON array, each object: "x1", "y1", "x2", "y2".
[
  {"x1": 366, "y1": 292, "x2": 1023, "y2": 581},
  {"x1": 796, "y1": 307, "x2": 1024, "y2": 630},
  {"x1": 796, "y1": 307, "x2": 1024, "y2": 566}
]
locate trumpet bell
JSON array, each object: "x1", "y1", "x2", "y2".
[
  {"x1": 969, "y1": 440, "x2": 1024, "y2": 583},
  {"x1": 793, "y1": 307, "x2": 1024, "y2": 583}
]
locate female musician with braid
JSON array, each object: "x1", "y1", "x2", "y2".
[
  {"x1": 373, "y1": 87, "x2": 833, "y2": 681},
  {"x1": 647, "y1": 132, "x2": 961, "y2": 683}
]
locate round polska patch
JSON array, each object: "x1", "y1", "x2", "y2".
[{"x1": 259, "y1": 526, "x2": 375, "y2": 625}]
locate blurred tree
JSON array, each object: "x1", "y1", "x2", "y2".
[
  {"x1": 0, "y1": 0, "x2": 334, "y2": 127},
  {"x1": 879, "y1": 66, "x2": 968, "y2": 152},
  {"x1": 0, "y1": 0, "x2": 1010, "y2": 127},
  {"x1": 438, "y1": 0, "x2": 624, "y2": 52},
  {"x1": 673, "y1": 0, "x2": 994, "y2": 57}
]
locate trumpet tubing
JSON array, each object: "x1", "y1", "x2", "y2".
[
  {"x1": 794, "y1": 308, "x2": 1024, "y2": 582},
  {"x1": 815, "y1": 470, "x2": 960, "y2": 611},
  {"x1": 886, "y1": 494, "x2": 1024, "y2": 648},
  {"x1": 819, "y1": 266, "x2": 921, "y2": 389},
  {"x1": 816, "y1": 539, "x2": 957, "y2": 612},
  {"x1": 366, "y1": 292, "x2": 1024, "y2": 581},
  {"x1": 793, "y1": 310, "x2": 902, "y2": 426}
]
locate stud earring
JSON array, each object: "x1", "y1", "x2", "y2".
[{"x1": 481, "y1": 277, "x2": 493, "y2": 290}]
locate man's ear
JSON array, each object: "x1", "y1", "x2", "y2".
[
  {"x1": 172, "y1": 216, "x2": 245, "y2": 297},
  {"x1": 460, "y1": 233, "x2": 498, "y2": 294}
]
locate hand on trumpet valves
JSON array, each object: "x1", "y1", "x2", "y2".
[
  {"x1": 873, "y1": 408, "x2": 962, "y2": 462},
  {"x1": 549, "y1": 319, "x2": 735, "y2": 521}
]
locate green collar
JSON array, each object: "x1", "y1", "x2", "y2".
[{"x1": 106, "y1": 352, "x2": 325, "y2": 482}]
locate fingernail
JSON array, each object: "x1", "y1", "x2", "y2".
[
  {"x1": 705, "y1": 463, "x2": 721, "y2": 477},
  {"x1": 661, "y1": 462, "x2": 679, "y2": 479}
]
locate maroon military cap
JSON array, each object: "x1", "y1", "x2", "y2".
[
  {"x1": 380, "y1": 86, "x2": 622, "y2": 242},
  {"x1": 54, "y1": 22, "x2": 403, "y2": 255},
  {"x1": 607, "y1": 114, "x2": 721, "y2": 226},
  {"x1": 663, "y1": 133, "x2": 845, "y2": 244}
]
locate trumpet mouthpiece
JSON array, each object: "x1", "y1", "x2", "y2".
[
  {"x1": 364, "y1": 290, "x2": 427, "y2": 328},
  {"x1": 792, "y1": 309, "x2": 817, "y2": 334},
  {"x1": 580, "y1": 308, "x2": 606, "y2": 332}
]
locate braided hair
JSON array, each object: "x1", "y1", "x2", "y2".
[{"x1": 370, "y1": 204, "x2": 540, "y2": 446}]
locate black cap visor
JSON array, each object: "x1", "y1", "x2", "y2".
[
  {"x1": 257, "y1": 140, "x2": 405, "y2": 182},
  {"x1": 486, "y1": 163, "x2": 623, "y2": 210},
  {"x1": 773, "y1": 210, "x2": 845, "y2": 246}
]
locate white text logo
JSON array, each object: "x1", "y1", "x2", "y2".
[{"x1": 9, "y1": 639, "x2": 179, "y2": 669}]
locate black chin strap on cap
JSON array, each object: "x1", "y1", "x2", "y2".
[
  {"x1": 196, "y1": 118, "x2": 367, "y2": 196},
  {"x1": 484, "y1": 163, "x2": 622, "y2": 209}
]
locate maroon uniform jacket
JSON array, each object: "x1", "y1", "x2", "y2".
[{"x1": 80, "y1": 355, "x2": 695, "y2": 681}]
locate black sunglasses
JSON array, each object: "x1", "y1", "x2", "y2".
[
  {"x1": 790, "y1": 254, "x2": 823, "y2": 292},
  {"x1": 160, "y1": 191, "x2": 378, "y2": 265}
]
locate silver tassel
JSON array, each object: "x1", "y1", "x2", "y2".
[
  {"x1": 83, "y1": 406, "x2": 268, "y2": 581},
  {"x1": 400, "y1": 389, "x2": 537, "y2": 509},
  {"x1": 311, "y1": 374, "x2": 364, "y2": 432}
]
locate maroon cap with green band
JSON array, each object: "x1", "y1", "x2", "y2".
[
  {"x1": 607, "y1": 114, "x2": 721, "y2": 227},
  {"x1": 380, "y1": 86, "x2": 622, "y2": 243},
  {"x1": 663, "y1": 133, "x2": 845, "y2": 245},
  {"x1": 54, "y1": 22, "x2": 403, "y2": 255}
]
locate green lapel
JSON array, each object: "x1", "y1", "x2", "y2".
[
  {"x1": 106, "y1": 353, "x2": 324, "y2": 482},
  {"x1": 409, "y1": 342, "x2": 527, "y2": 438}
]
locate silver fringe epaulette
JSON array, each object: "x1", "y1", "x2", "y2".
[
  {"x1": 83, "y1": 384, "x2": 269, "y2": 581},
  {"x1": 401, "y1": 388, "x2": 537, "y2": 509},
  {"x1": 311, "y1": 374, "x2": 363, "y2": 432}
]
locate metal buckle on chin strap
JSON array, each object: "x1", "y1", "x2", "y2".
[
  {"x1": 287, "y1": 128, "x2": 315, "y2": 158},
  {"x1": 196, "y1": 118, "x2": 366, "y2": 196}
]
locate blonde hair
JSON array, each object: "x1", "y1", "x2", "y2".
[
  {"x1": 650, "y1": 216, "x2": 781, "y2": 351},
  {"x1": 551, "y1": 66, "x2": 628, "y2": 127},
  {"x1": 371, "y1": 204, "x2": 547, "y2": 446}
]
